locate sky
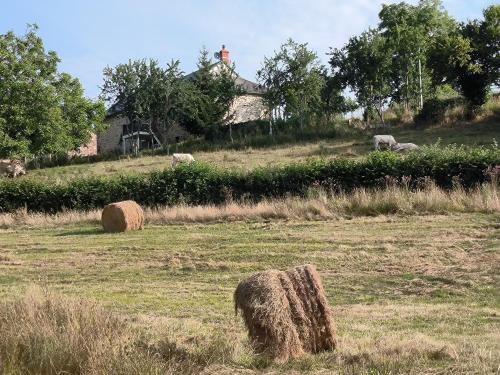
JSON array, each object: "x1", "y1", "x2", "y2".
[{"x1": 1, "y1": 0, "x2": 496, "y2": 99}]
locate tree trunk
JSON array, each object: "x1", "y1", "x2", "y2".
[{"x1": 418, "y1": 50, "x2": 423, "y2": 109}]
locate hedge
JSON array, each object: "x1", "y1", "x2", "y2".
[{"x1": 0, "y1": 146, "x2": 498, "y2": 213}]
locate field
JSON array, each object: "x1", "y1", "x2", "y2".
[
  {"x1": 1, "y1": 188, "x2": 499, "y2": 373},
  {"x1": 25, "y1": 117, "x2": 499, "y2": 183},
  {"x1": 1, "y1": 117, "x2": 499, "y2": 373}
]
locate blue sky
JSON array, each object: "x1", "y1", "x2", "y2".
[{"x1": 1, "y1": 0, "x2": 496, "y2": 99}]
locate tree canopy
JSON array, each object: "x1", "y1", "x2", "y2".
[
  {"x1": 0, "y1": 25, "x2": 105, "y2": 158},
  {"x1": 258, "y1": 39, "x2": 326, "y2": 128}
]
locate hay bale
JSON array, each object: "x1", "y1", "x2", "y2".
[
  {"x1": 234, "y1": 264, "x2": 336, "y2": 362},
  {"x1": 101, "y1": 200, "x2": 144, "y2": 233}
]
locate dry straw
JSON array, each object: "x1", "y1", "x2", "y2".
[
  {"x1": 234, "y1": 264, "x2": 336, "y2": 362},
  {"x1": 101, "y1": 200, "x2": 144, "y2": 233}
]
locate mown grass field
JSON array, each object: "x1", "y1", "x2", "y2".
[
  {"x1": 25, "y1": 117, "x2": 499, "y2": 183},
  {"x1": 1, "y1": 211, "x2": 499, "y2": 373}
]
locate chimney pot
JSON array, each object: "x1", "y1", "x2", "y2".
[{"x1": 220, "y1": 44, "x2": 229, "y2": 64}]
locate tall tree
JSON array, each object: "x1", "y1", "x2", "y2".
[
  {"x1": 428, "y1": 5, "x2": 500, "y2": 113},
  {"x1": 189, "y1": 47, "x2": 242, "y2": 139},
  {"x1": 258, "y1": 39, "x2": 325, "y2": 129},
  {"x1": 0, "y1": 25, "x2": 105, "y2": 158},
  {"x1": 330, "y1": 29, "x2": 392, "y2": 124},
  {"x1": 101, "y1": 59, "x2": 194, "y2": 145},
  {"x1": 378, "y1": 0, "x2": 455, "y2": 110}
]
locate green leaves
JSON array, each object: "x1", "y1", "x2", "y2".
[
  {"x1": 0, "y1": 26, "x2": 105, "y2": 158},
  {"x1": 101, "y1": 59, "x2": 192, "y2": 144},
  {"x1": 258, "y1": 39, "x2": 326, "y2": 127},
  {"x1": 428, "y1": 5, "x2": 499, "y2": 112},
  {"x1": 0, "y1": 146, "x2": 497, "y2": 213}
]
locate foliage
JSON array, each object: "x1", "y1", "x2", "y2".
[
  {"x1": 101, "y1": 59, "x2": 194, "y2": 144},
  {"x1": 0, "y1": 146, "x2": 497, "y2": 213},
  {"x1": 378, "y1": 0, "x2": 455, "y2": 109},
  {"x1": 330, "y1": 29, "x2": 392, "y2": 124},
  {"x1": 0, "y1": 25, "x2": 105, "y2": 158},
  {"x1": 186, "y1": 47, "x2": 243, "y2": 138},
  {"x1": 258, "y1": 39, "x2": 326, "y2": 129},
  {"x1": 428, "y1": 5, "x2": 499, "y2": 112},
  {"x1": 414, "y1": 97, "x2": 464, "y2": 124}
]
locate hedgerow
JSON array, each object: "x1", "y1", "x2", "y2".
[{"x1": 0, "y1": 146, "x2": 498, "y2": 213}]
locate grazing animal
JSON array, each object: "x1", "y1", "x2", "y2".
[
  {"x1": 0, "y1": 159, "x2": 26, "y2": 178},
  {"x1": 171, "y1": 153, "x2": 195, "y2": 168},
  {"x1": 392, "y1": 143, "x2": 420, "y2": 153},
  {"x1": 373, "y1": 135, "x2": 397, "y2": 150}
]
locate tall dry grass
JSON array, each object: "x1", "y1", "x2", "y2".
[
  {"x1": 0, "y1": 183, "x2": 497, "y2": 229},
  {"x1": 0, "y1": 287, "x2": 168, "y2": 374},
  {"x1": 1, "y1": 289, "x2": 497, "y2": 374},
  {"x1": 0, "y1": 288, "x2": 239, "y2": 375}
]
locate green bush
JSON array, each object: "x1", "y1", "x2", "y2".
[
  {"x1": 415, "y1": 97, "x2": 464, "y2": 125},
  {"x1": 0, "y1": 146, "x2": 498, "y2": 213}
]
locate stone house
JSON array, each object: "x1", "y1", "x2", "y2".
[
  {"x1": 68, "y1": 133, "x2": 98, "y2": 157},
  {"x1": 97, "y1": 45, "x2": 268, "y2": 155}
]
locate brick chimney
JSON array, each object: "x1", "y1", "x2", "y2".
[{"x1": 220, "y1": 44, "x2": 229, "y2": 64}]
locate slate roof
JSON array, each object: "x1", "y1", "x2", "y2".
[{"x1": 184, "y1": 62, "x2": 266, "y2": 95}]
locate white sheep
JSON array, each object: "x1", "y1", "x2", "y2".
[
  {"x1": 373, "y1": 135, "x2": 397, "y2": 150},
  {"x1": 171, "y1": 153, "x2": 195, "y2": 168},
  {"x1": 392, "y1": 143, "x2": 420, "y2": 153},
  {"x1": 0, "y1": 159, "x2": 26, "y2": 178}
]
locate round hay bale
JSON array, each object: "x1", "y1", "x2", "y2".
[
  {"x1": 234, "y1": 264, "x2": 336, "y2": 363},
  {"x1": 101, "y1": 200, "x2": 144, "y2": 233}
]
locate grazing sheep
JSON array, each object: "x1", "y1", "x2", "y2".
[
  {"x1": 0, "y1": 159, "x2": 26, "y2": 178},
  {"x1": 373, "y1": 135, "x2": 397, "y2": 150},
  {"x1": 392, "y1": 143, "x2": 420, "y2": 153},
  {"x1": 172, "y1": 153, "x2": 195, "y2": 168}
]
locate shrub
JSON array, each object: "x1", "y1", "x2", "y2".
[
  {"x1": 415, "y1": 97, "x2": 465, "y2": 125},
  {"x1": 0, "y1": 146, "x2": 498, "y2": 213}
]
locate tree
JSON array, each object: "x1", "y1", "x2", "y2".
[
  {"x1": 321, "y1": 74, "x2": 358, "y2": 121},
  {"x1": 189, "y1": 47, "x2": 242, "y2": 140},
  {"x1": 428, "y1": 5, "x2": 500, "y2": 113},
  {"x1": 0, "y1": 25, "x2": 105, "y2": 158},
  {"x1": 378, "y1": 0, "x2": 455, "y2": 110},
  {"x1": 258, "y1": 39, "x2": 325, "y2": 129},
  {"x1": 330, "y1": 29, "x2": 392, "y2": 124},
  {"x1": 101, "y1": 59, "x2": 194, "y2": 146}
]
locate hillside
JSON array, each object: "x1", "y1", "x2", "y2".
[{"x1": 24, "y1": 117, "x2": 499, "y2": 183}]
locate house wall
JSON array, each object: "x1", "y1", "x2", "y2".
[
  {"x1": 228, "y1": 95, "x2": 268, "y2": 124},
  {"x1": 97, "y1": 116, "x2": 191, "y2": 154},
  {"x1": 97, "y1": 116, "x2": 128, "y2": 154},
  {"x1": 70, "y1": 133, "x2": 97, "y2": 157}
]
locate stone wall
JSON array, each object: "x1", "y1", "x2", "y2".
[
  {"x1": 227, "y1": 94, "x2": 268, "y2": 124},
  {"x1": 70, "y1": 133, "x2": 97, "y2": 157},
  {"x1": 97, "y1": 116, "x2": 128, "y2": 154}
]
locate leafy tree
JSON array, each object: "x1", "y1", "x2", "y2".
[
  {"x1": 0, "y1": 25, "x2": 105, "y2": 158},
  {"x1": 330, "y1": 29, "x2": 392, "y2": 124},
  {"x1": 101, "y1": 59, "x2": 195, "y2": 145},
  {"x1": 258, "y1": 39, "x2": 325, "y2": 129},
  {"x1": 378, "y1": 0, "x2": 455, "y2": 110},
  {"x1": 428, "y1": 5, "x2": 499, "y2": 113},
  {"x1": 321, "y1": 74, "x2": 358, "y2": 121}
]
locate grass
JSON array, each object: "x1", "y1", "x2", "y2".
[
  {"x1": 0, "y1": 188, "x2": 499, "y2": 373},
  {"x1": 0, "y1": 182, "x2": 498, "y2": 228},
  {"x1": 22, "y1": 115, "x2": 500, "y2": 183}
]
